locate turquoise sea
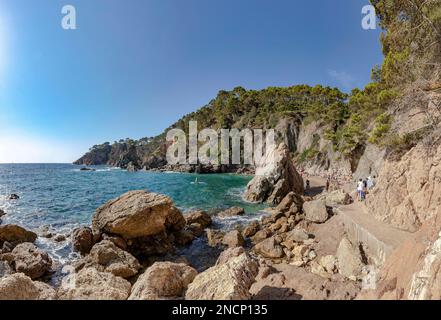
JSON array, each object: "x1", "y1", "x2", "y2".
[{"x1": 0, "y1": 164, "x2": 266, "y2": 263}]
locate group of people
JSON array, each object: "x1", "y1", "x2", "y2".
[{"x1": 357, "y1": 176, "x2": 376, "y2": 201}]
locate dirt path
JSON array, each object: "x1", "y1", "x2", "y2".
[{"x1": 307, "y1": 176, "x2": 412, "y2": 262}]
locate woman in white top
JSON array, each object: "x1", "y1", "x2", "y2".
[{"x1": 357, "y1": 179, "x2": 364, "y2": 201}]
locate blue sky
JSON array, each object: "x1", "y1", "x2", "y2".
[{"x1": 0, "y1": 0, "x2": 382, "y2": 163}]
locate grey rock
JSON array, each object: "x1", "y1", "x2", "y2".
[{"x1": 304, "y1": 200, "x2": 329, "y2": 223}]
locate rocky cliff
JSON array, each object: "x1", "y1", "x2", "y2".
[
  {"x1": 366, "y1": 138, "x2": 441, "y2": 232},
  {"x1": 74, "y1": 85, "x2": 357, "y2": 172},
  {"x1": 355, "y1": 0, "x2": 441, "y2": 297},
  {"x1": 359, "y1": 102, "x2": 441, "y2": 299},
  {"x1": 244, "y1": 143, "x2": 304, "y2": 205}
]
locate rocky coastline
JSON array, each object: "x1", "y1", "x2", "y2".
[
  {"x1": 0, "y1": 187, "x2": 362, "y2": 301},
  {"x1": 3, "y1": 83, "x2": 441, "y2": 301},
  {"x1": 1, "y1": 143, "x2": 367, "y2": 300},
  {"x1": 3, "y1": 126, "x2": 441, "y2": 300},
  {"x1": 1, "y1": 0, "x2": 440, "y2": 302}
]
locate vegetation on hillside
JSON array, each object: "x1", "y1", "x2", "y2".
[
  {"x1": 168, "y1": 85, "x2": 347, "y2": 133},
  {"x1": 372, "y1": 0, "x2": 441, "y2": 87},
  {"x1": 368, "y1": 0, "x2": 441, "y2": 155}
]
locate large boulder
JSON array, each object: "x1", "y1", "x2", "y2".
[
  {"x1": 0, "y1": 209, "x2": 6, "y2": 217},
  {"x1": 74, "y1": 240, "x2": 141, "y2": 279},
  {"x1": 0, "y1": 225, "x2": 37, "y2": 247},
  {"x1": 336, "y1": 237, "x2": 364, "y2": 279},
  {"x1": 0, "y1": 273, "x2": 56, "y2": 300},
  {"x1": 275, "y1": 192, "x2": 304, "y2": 216},
  {"x1": 304, "y1": 200, "x2": 329, "y2": 223},
  {"x1": 11, "y1": 243, "x2": 52, "y2": 280},
  {"x1": 57, "y1": 268, "x2": 131, "y2": 300},
  {"x1": 286, "y1": 228, "x2": 309, "y2": 243},
  {"x1": 185, "y1": 210, "x2": 212, "y2": 229},
  {"x1": 129, "y1": 262, "x2": 197, "y2": 300},
  {"x1": 252, "y1": 229, "x2": 270, "y2": 243},
  {"x1": 244, "y1": 143, "x2": 304, "y2": 205},
  {"x1": 71, "y1": 227, "x2": 94, "y2": 255},
  {"x1": 244, "y1": 176, "x2": 271, "y2": 203},
  {"x1": 222, "y1": 230, "x2": 245, "y2": 248},
  {"x1": 242, "y1": 221, "x2": 260, "y2": 238},
  {"x1": 317, "y1": 190, "x2": 352, "y2": 207},
  {"x1": 253, "y1": 236, "x2": 285, "y2": 259},
  {"x1": 216, "y1": 247, "x2": 247, "y2": 265},
  {"x1": 185, "y1": 248, "x2": 258, "y2": 300},
  {"x1": 92, "y1": 190, "x2": 186, "y2": 239}
]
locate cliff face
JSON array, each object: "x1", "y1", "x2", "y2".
[
  {"x1": 353, "y1": 0, "x2": 441, "y2": 299},
  {"x1": 359, "y1": 90, "x2": 441, "y2": 299},
  {"x1": 358, "y1": 138, "x2": 441, "y2": 300},
  {"x1": 294, "y1": 121, "x2": 354, "y2": 181},
  {"x1": 74, "y1": 144, "x2": 112, "y2": 166},
  {"x1": 367, "y1": 140, "x2": 441, "y2": 232},
  {"x1": 74, "y1": 85, "x2": 351, "y2": 171},
  {"x1": 74, "y1": 136, "x2": 166, "y2": 170},
  {"x1": 74, "y1": 143, "x2": 141, "y2": 168},
  {"x1": 74, "y1": 114, "x2": 369, "y2": 178}
]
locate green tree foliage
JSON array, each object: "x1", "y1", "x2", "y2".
[
  {"x1": 371, "y1": 0, "x2": 441, "y2": 87},
  {"x1": 171, "y1": 85, "x2": 348, "y2": 133},
  {"x1": 368, "y1": 113, "x2": 392, "y2": 145}
]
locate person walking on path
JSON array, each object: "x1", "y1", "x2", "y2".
[
  {"x1": 367, "y1": 176, "x2": 374, "y2": 190},
  {"x1": 357, "y1": 179, "x2": 366, "y2": 201}
]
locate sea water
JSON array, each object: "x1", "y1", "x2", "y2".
[{"x1": 0, "y1": 164, "x2": 266, "y2": 263}]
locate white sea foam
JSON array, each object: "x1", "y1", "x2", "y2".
[
  {"x1": 213, "y1": 210, "x2": 269, "y2": 231},
  {"x1": 34, "y1": 222, "x2": 84, "y2": 265},
  {"x1": 227, "y1": 187, "x2": 246, "y2": 199}
]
